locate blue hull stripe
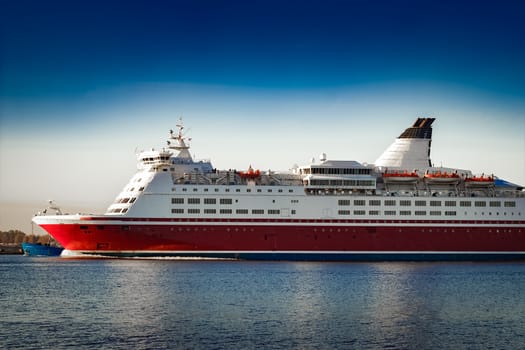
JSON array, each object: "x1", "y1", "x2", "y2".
[{"x1": 71, "y1": 251, "x2": 525, "y2": 261}]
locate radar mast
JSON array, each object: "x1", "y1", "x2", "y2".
[{"x1": 168, "y1": 117, "x2": 192, "y2": 159}]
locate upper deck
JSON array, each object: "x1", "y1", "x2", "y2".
[{"x1": 105, "y1": 118, "x2": 524, "y2": 215}]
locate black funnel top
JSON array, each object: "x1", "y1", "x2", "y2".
[{"x1": 398, "y1": 118, "x2": 435, "y2": 139}]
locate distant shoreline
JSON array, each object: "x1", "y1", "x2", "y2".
[{"x1": 0, "y1": 244, "x2": 23, "y2": 255}]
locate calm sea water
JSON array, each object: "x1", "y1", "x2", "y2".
[{"x1": 1, "y1": 256, "x2": 524, "y2": 350}]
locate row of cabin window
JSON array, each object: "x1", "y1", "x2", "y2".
[
  {"x1": 173, "y1": 198, "x2": 302, "y2": 206},
  {"x1": 171, "y1": 209, "x2": 286, "y2": 215},
  {"x1": 116, "y1": 197, "x2": 137, "y2": 204},
  {"x1": 126, "y1": 187, "x2": 145, "y2": 192},
  {"x1": 338, "y1": 210, "x2": 457, "y2": 216},
  {"x1": 172, "y1": 198, "x2": 233, "y2": 205},
  {"x1": 140, "y1": 155, "x2": 170, "y2": 163},
  {"x1": 307, "y1": 167, "x2": 372, "y2": 175},
  {"x1": 338, "y1": 200, "x2": 516, "y2": 207},
  {"x1": 109, "y1": 208, "x2": 129, "y2": 213},
  {"x1": 309, "y1": 179, "x2": 375, "y2": 187},
  {"x1": 338, "y1": 210, "x2": 519, "y2": 216},
  {"x1": 175, "y1": 187, "x2": 295, "y2": 193}
]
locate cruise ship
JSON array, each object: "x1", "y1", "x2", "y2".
[{"x1": 33, "y1": 118, "x2": 525, "y2": 260}]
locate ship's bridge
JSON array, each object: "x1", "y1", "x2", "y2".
[
  {"x1": 298, "y1": 159, "x2": 377, "y2": 192},
  {"x1": 137, "y1": 149, "x2": 172, "y2": 171}
]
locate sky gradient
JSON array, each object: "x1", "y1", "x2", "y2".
[{"x1": 1, "y1": 0, "x2": 524, "y2": 232}]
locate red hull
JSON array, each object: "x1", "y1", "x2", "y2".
[{"x1": 40, "y1": 218, "x2": 525, "y2": 258}]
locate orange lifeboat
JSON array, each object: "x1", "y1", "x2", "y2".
[
  {"x1": 382, "y1": 170, "x2": 419, "y2": 183},
  {"x1": 239, "y1": 166, "x2": 261, "y2": 179},
  {"x1": 424, "y1": 171, "x2": 460, "y2": 184},
  {"x1": 465, "y1": 175, "x2": 494, "y2": 187}
]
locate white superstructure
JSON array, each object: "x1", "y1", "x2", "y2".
[{"x1": 104, "y1": 118, "x2": 524, "y2": 221}]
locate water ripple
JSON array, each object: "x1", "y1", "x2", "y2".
[{"x1": 1, "y1": 257, "x2": 525, "y2": 349}]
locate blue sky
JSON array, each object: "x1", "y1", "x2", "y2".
[
  {"x1": 2, "y1": 1, "x2": 525, "y2": 95},
  {"x1": 1, "y1": 0, "x2": 524, "y2": 231}
]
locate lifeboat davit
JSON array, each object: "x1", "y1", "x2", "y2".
[
  {"x1": 424, "y1": 171, "x2": 460, "y2": 184},
  {"x1": 382, "y1": 171, "x2": 420, "y2": 183}
]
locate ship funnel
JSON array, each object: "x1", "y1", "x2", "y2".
[{"x1": 374, "y1": 117, "x2": 435, "y2": 170}]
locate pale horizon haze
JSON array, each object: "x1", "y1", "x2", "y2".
[{"x1": 1, "y1": 0, "x2": 524, "y2": 233}]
